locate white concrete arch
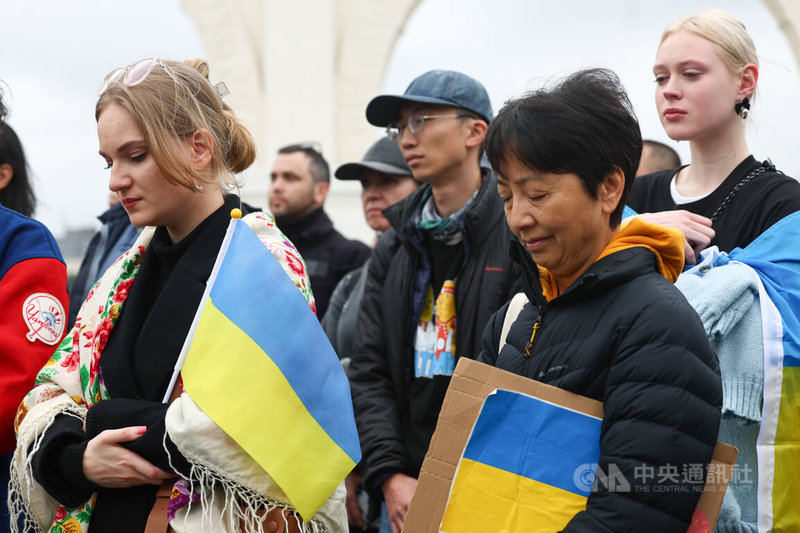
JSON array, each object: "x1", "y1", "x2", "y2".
[
  {"x1": 764, "y1": 0, "x2": 800, "y2": 73},
  {"x1": 181, "y1": 0, "x2": 419, "y2": 224}
]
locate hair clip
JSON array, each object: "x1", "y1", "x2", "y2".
[{"x1": 214, "y1": 81, "x2": 230, "y2": 100}]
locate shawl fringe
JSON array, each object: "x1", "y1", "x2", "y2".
[
  {"x1": 8, "y1": 398, "x2": 87, "y2": 533},
  {"x1": 165, "y1": 431, "x2": 325, "y2": 533}
]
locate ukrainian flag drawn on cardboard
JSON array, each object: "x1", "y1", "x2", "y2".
[
  {"x1": 440, "y1": 389, "x2": 601, "y2": 532},
  {"x1": 179, "y1": 217, "x2": 361, "y2": 520}
]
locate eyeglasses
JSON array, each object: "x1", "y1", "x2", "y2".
[
  {"x1": 97, "y1": 58, "x2": 177, "y2": 96},
  {"x1": 386, "y1": 113, "x2": 469, "y2": 141}
]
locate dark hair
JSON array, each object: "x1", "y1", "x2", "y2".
[
  {"x1": 457, "y1": 108, "x2": 482, "y2": 122},
  {"x1": 455, "y1": 108, "x2": 488, "y2": 162},
  {"x1": 278, "y1": 142, "x2": 330, "y2": 183},
  {"x1": 0, "y1": 85, "x2": 7, "y2": 125},
  {"x1": 484, "y1": 68, "x2": 641, "y2": 227},
  {"x1": 0, "y1": 124, "x2": 36, "y2": 217},
  {"x1": 642, "y1": 139, "x2": 681, "y2": 170}
]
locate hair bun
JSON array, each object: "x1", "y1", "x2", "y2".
[{"x1": 183, "y1": 59, "x2": 210, "y2": 80}]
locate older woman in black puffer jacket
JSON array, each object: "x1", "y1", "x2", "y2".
[{"x1": 477, "y1": 68, "x2": 722, "y2": 533}]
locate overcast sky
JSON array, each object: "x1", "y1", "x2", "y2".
[{"x1": 2, "y1": 0, "x2": 798, "y2": 243}]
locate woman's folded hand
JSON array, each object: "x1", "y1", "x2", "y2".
[{"x1": 82, "y1": 426, "x2": 177, "y2": 488}]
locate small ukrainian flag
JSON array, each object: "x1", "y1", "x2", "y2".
[{"x1": 179, "y1": 215, "x2": 360, "y2": 520}]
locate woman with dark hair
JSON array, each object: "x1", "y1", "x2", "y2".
[
  {"x1": 0, "y1": 124, "x2": 36, "y2": 217},
  {"x1": 0, "y1": 87, "x2": 69, "y2": 533},
  {"x1": 477, "y1": 68, "x2": 722, "y2": 531}
]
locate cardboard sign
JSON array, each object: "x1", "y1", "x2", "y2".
[
  {"x1": 403, "y1": 358, "x2": 737, "y2": 533},
  {"x1": 440, "y1": 389, "x2": 602, "y2": 532}
]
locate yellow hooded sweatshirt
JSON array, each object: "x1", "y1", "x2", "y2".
[{"x1": 538, "y1": 217, "x2": 685, "y2": 301}]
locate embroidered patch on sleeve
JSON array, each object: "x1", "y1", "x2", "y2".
[{"x1": 23, "y1": 292, "x2": 66, "y2": 345}]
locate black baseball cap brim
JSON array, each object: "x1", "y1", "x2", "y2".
[{"x1": 335, "y1": 160, "x2": 412, "y2": 181}]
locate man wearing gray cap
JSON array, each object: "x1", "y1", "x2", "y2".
[
  {"x1": 323, "y1": 137, "x2": 418, "y2": 364},
  {"x1": 348, "y1": 70, "x2": 521, "y2": 533}
]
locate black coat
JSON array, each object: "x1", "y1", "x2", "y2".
[
  {"x1": 32, "y1": 196, "x2": 244, "y2": 532},
  {"x1": 277, "y1": 207, "x2": 370, "y2": 319},
  {"x1": 321, "y1": 260, "x2": 369, "y2": 363},
  {"x1": 478, "y1": 240, "x2": 722, "y2": 532},
  {"x1": 349, "y1": 171, "x2": 522, "y2": 491}
]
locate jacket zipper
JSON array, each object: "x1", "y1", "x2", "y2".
[
  {"x1": 522, "y1": 307, "x2": 544, "y2": 358},
  {"x1": 521, "y1": 305, "x2": 546, "y2": 378}
]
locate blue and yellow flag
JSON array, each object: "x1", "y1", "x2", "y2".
[
  {"x1": 724, "y1": 212, "x2": 800, "y2": 532},
  {"x1": 440, "y1": 389, "x2": 601, "y2": 532},
  {"x1": 178, "y1": 217, "x2": 361, "y2": 520}
]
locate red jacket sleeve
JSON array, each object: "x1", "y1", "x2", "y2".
[{"x1": 0, "y1": 257, "x2": 69, "y2": 453}]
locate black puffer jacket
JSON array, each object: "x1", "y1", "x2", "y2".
[
  {"x1": 478, "y1": 237, "x2": 722, "y2": 532},
  {"x1": 349, "y1": 170, "x2": 522, "y2": 491}
]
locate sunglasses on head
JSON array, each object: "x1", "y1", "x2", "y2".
[{"x1": 97, "y1": 58, "x2": 177, "y2": 96}]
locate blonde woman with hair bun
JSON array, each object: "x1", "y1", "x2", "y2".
[
  {"x1": 628, "y1": 9, "x2": 800, "y2": 264},
  {"x1": 9, "y1": 58, "x2": 346, "y2": 532}
]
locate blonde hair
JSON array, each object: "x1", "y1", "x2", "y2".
[
  {"x1": 661, "y1": 10, "x2": 758, "y2": 98},
  {"x1": 96, "y1": 58, "x2": 256, "y2": 190}
]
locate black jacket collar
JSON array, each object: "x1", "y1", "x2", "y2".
[
  {"x1": 383, "y1": 167, "x2": 505, "y2": 245},
  {"x1": 276, "y1": 207, "x2": 334, "y2": 245},
  {"x1": 98, "y1": 202, "x2": 131, "y2": 225}
]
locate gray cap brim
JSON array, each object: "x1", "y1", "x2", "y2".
[
  {"x1": 366, "y1": 94, "x2": 466, "y2": 127},
  {"x1": 335, "y1": 160, "x2": 413, "y2": 181}
]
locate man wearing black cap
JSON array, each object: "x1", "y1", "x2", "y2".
[{"x1": 348, "y1": 71, "x2": 521, "y2": 533}]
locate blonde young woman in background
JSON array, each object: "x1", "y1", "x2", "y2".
[
  {"x1": 628, "y1": 10, "x2": 800, "y2": 263},
  {"x1": 629, "y1": 11, "x2": 800, "y2": 531}
]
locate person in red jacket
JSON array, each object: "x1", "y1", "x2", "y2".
[{"x1": 0, "y1": 97, "x2": 69, "y2": 533}]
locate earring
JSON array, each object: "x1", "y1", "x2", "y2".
[
  {"x1": 194, "y1": 183, "x2": 204, "y2": 192},
  {"x1": 735, "y1": 97, "x2": 750, "y2": 119}
]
